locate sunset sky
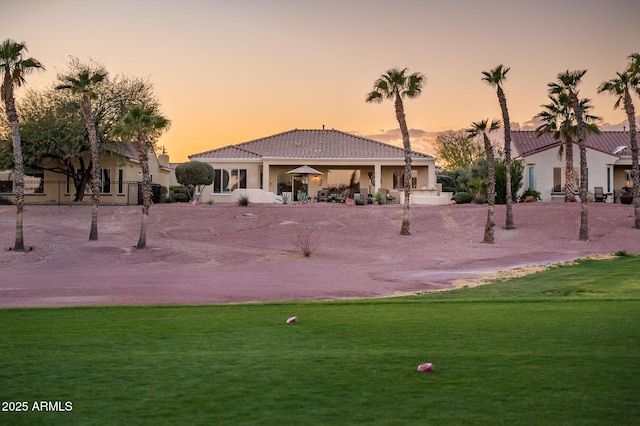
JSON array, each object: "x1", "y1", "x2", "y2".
[{"x1": 5, "y1": 0, "x2": 640, "y2": 161}]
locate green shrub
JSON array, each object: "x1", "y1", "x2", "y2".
[
  {"x1": 0, "y1": 196, "x2": 12, "y2": 205},
  {"x1": 472, "y1": 193, "x2": 486, "y2": 204},
  {"x1": 373, "y1": 192, "x2": 383, "y2": 205},
  {"x1": 495, "y1": 160, "x2": 524, "y2": 204},
  {"x1": 173, "y1": 192, "x2": 189, "y2": 203},
  {"x1": 237, "y1": 195, "x2": 249, "y2": 206},
  {"x1": 452, "y1": 192, "x2": 473, "y2": 204}
]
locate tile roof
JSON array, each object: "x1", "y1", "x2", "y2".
[
  {"x1": 105, "y1": 141, "x2": 140, "y2": 160},
  {"x1": 189, "y1": 129, "x2": 433, "y2": 160},
  {"x1": 511, "y1": 130, "x2": 636, "y2": 158}
]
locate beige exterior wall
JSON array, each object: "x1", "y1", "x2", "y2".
[
  {"x1": 189, "y1": 159, "x2": 262, "y2": 204},
  {"x1": 1, "y1": 148, "x2": 171, "y2": 205},
  {"x1": 187, "y1": 157, "x2": 437, "y2": 204},
  {"x1": 522, "y1": 146, "x2": 618, "y2": 202}
]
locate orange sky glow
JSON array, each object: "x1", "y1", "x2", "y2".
[{"x1": 4, "y1": 0, "x2": 640, "y2": 162}]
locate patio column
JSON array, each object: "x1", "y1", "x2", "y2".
[
  {"x1": 374, "y1": 163, "x2": 382, "y2": 192},
  {"x1": 262, "y1": 163, "x2": 270, "y2": 191}
]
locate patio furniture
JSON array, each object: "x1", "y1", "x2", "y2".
[
  {"x1": 334, "y1": 188, "x2": 349, "y2": 203},
  {"x1": 593, "y1": 187, "x2": 606, "y2": 203},
  {"x1": 379, "y1": 188, "x2": 396, "y2": 204},
  {"x1": 317, "y1": 189, "x2": 329, "y2": 202}
]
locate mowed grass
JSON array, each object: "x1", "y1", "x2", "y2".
[{"x1": 1, "y1": 256, "x2": 638, "y2": 425}]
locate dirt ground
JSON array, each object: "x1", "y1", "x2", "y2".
[{"x1": 0, "y1": 202, "x2": 638, "y2": 308}]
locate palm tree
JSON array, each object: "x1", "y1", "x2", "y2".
[
  {"x1": 482, "y1": 65, "x2": 515, "y2": 229},
  {"x1": 599, "y1": 66, "x2": 640, "y2": 228},
  {"x1": 549, "y1": 70, "x2": 589, "y2": 241},
  {"x1": 0, "y1": 39, "x2": 44, "y2": 251},
  {"x1": 56, "y1": 60, "x2": 108, "y2": 240},
  {"x1": 468, "y1": 119, "x2": 501, "y2": 243},
  {"x1": 535, "y1": 92, "x2": 601, "y2": 202},
  {"x1": 111, "y1": 105, "x2": 170, "y2": 249},
  {"x1": 366, "y1": 67, "x2": 426, "y2": 235}
]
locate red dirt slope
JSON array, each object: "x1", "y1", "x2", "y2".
[{"x1": 0, "y1": 202, "x2": 638, "y2": 308}]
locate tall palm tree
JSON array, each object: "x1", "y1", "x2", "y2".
[
  {"x1": 56, "y1": 60, "x2": 108, "y2": 240},
  {"x1": 468, "y1": 119, "x2": 501, "y2": 243},
  {"x1": 111, "y1": 105, "x2": 170, "y2": 249},
  {"x1": 535, "y1": 92, "x2": 601, "y2": 202},
  {"x1": 599, "y1": 67, "x2": 640, "y2": 228},
  {"x1": 366, "y1": 67, "x2": 426, "y2": 235},
  {"x1": 482, "y1": 65, "x2": 515, "y2": 229},
  {"x1": 0, "y1": 39, "x2": 44, "y2": 251},
  {"x1": 549, "y1": 70, "x2": 589, "y2": 241}
]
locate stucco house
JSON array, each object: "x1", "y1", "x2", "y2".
[
  {"x1": 187, "y1": 128, "x2": 449, "y2": 205},
  {"x1": 0, "y1": 142, "x2": 172, "y2": 205},
  {"x1": 512, "y1": 130, "x2": 636, "y2": 202}
]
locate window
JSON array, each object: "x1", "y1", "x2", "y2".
[
  {"x1": 212, "y1": 169, "x2": 246, "y2": 193},
  {"x1": 393, "y1": 169, "x2": 417, "y2": 190},
  {"x1": 528, "y1": 166, "x2": 535, "y2": 190},
  {"x1": 229, "y1": 169, "x2": 247, "y2": 190},
  {"x1": 101, "y1": 169, "x2": 111, "y2": 194},
  {"x1": 553, "y1": 167, "x2": 579, "y2": 192},
  {"x1": 553, "y1": 167, "x2": 562, "y2": 192},
  {"x1": 118, "y1": 169, "x2": 124, "y2": 194},
  {"x1": 213, "y1": 169, "x2": 230, "y2": 193}
]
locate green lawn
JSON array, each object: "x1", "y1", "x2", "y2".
[{"x1": 1, "y1": 256, "x2": 638, "y2": 425}]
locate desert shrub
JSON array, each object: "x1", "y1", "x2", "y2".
[
  {"x1": 0, "y1": 196, "x2": 12, "y2": 205},
  {"x1": 452, "y1": 192, "x2": 473, "y2": 204},
  {"x1": 280, "y1": 192, "x2": 289, "y2": 204},
  {"x1": 237, "y1": 195, "x2": 249, "y2": 206},
  {"x1": 355, "y1": 197, "x2": 366, "y2": 205},
  {"x1": 294, "y1": 224, "x2": 320, "y2": 257}
]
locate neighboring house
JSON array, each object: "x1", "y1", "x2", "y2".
[
  {"x1": 0, "y1": 142, "x2": 172, "y2": 205},
  {"x1": 187, "y1": 128, "x2": 448, "y2": 204},
  {"x1": 512, "y1": 130, "x2": 636, "y2": 202}
]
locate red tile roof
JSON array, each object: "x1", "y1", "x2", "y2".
[
  {"x1": 511, "y1": 130, "x2": 636, "y2": 158},
  {"x1": 189, "y1": 129, "x2": 433, "y2": 160}
]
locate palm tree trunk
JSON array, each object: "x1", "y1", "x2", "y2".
[
  {"x1": 136, "y1": 137, "x2": 151, "y2": 249},
  {"x1": 623, "y1": 91, "x2": 640, "y2": 228},
  {"x1": 3, "y1": 77, "x2": 25, "y2": 251},
  {"x1": 570, "y1": 91, "x2": 589, "y2": 241},
  {"x1": 497, "y1": 86, "x2": 515, "y2": 229},
  {"x1": 10, "y1": 120, "x2": 25, "y2": 251},
  {"x1": 483, "y1": 134, "x2": 496, "y2": 243},
  {"x1": 81, "y1": 95, "x2": 100, "y2": 241},
  {"x1": 564, "y1": 138, "x2": 577, "y2": 202},
  {"x1": 395, "y1": 93, "x2": 411, "y2": 236}
]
